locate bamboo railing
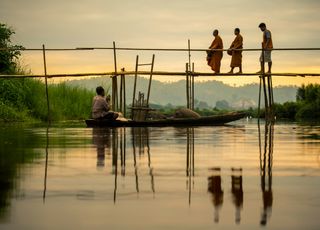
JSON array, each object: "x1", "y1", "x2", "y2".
[{"x1": 1, "y1": 43, "x2": 320, "y2": 122}]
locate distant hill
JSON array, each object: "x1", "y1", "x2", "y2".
[{"x1": 66, "y1": 76, "x2": 297, "y2": 109}]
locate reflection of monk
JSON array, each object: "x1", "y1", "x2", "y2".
[
  {"x1": 207, "y1": 30, "x2": 223, "y2": 74},
  {"x1": 231, "y1": 167, "x2": 243, "y2": 224},
  {"x1": 228, "y1": 28, "x2": 243, "y2": 74},
  {"x1": 92, "y1": 128, "x2": 111, "y2": 168},
  {"x1": 208, "y1": 167, "x2": 224, "y2": 223}
]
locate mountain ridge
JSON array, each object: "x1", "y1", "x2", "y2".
[{"x1": 66, "y1": 76, "x2": 297, "y2": 109}]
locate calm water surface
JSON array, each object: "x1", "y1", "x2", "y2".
[{"x1": 0, "y1": 120, "x2": 319, "y2": 230}]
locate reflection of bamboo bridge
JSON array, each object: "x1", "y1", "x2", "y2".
[
  {"x1": 1, "y1": 43, "x2": 320, "y2": 122},
  {"x1": 40, "y1": 121, "x2": 275, "y2": 225}
]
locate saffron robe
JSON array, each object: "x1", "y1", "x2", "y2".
[
  {"x1": 208, "y1": 35, "x2": 223, "y2": 73},
  {"x1": 229, "y1": 34, "x2": 243, "y2": 67}
]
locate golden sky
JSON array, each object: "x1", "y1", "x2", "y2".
[{"x1": 1, "y1": 0, "x2": 320, "y2": 86}]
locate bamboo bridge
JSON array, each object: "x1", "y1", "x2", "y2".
[{"x1": 1, "y1": 42, "x2": 320, "y2": 122}]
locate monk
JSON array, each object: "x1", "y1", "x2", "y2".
[
  {"x1": 228, "y1": 28, "x2": 243, "y2": 74},
  {"x1": 207, "y1": 29, "x2": 223, "y2": 74}
]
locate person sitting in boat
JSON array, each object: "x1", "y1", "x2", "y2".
[{"x1": 92, "y1": 86, "x2": 118, "y2": 120}]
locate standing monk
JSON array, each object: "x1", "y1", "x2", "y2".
[
  {"x1": 228, "y1": 28, "x2": 243, "y2": 74},
  {"x1": 207, "y1": 29, "x2": 223, "y2": 74},
  {"x1": 258, "y1": 23, "x2": 273, "y2": 73}
]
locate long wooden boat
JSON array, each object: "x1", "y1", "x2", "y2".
[{"x1": 85, "y1": 112, "x2": 246, "y2": 127}]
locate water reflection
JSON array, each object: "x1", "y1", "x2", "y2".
[
  {"x1": 259, "y1": 122, "x2": 274, "y2": 226},
  {"x1": 231, "y1": 167, "x2": 243, "y2": 224},
  {"x1": 92, "y1": 128, "x2": 111, "y2": 168},
  {"x1": 89, "y1": 123, "x2": 275, "y2": 225},
  {"x1": 109, "y1": 128, "x2": 155, "y2": 202},
  {"x1": 186, "y1": 128, "x2": 195, "y2": 205},
  {"x1": 6, "y1": 120, "x2": 319, "y2": 229},
  {"x1": 206, "y1": 122, "x2": 274, "y2": 225},
  {"x1": 208, "y1": 167, "x2": 223, "y2": 223},
  {"x1": 43, "y1": 126, "x2": 49, "y2": 203},
  {"x1": 0, "y1": 127, "x2": 44, "y2": 221}
]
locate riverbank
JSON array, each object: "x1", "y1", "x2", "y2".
[
  {"x1": 1, "y1": 78, "x2": 319, "y2": 122},
  {"x1": 0, "y1": 78, "x2": 95, "y2": 122}
]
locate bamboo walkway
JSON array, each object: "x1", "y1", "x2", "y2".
[
  {"x1": 1, "y1": 71, "x2": 320, "y2": 78},
  {"x1": 1, "y1": 43, "x2": 320, "y2": 123}
]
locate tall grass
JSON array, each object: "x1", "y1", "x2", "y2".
[
  {"x1": 48, "y1": 83, "x2": 95, "y2": 121},
  {"x1": 0, "y1": 78, "x2": 96, "y2": 122}
]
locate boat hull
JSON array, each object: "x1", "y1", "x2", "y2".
[{"x1": 85, "y1": 112, "x2": 246, "y2": 127}]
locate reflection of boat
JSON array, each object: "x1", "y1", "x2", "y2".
[{"x1": 85, "y1": 112, "x2": 246, "y2": 127}]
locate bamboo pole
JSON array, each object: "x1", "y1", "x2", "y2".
[
  {"x1": 3, "y1": 71, "x2": 320, "y2": 78},
  {"x1": 132, "y1": 55, "x2": 139, "y2": 119},
  {"x1": 261, "y1": 46, "x2": 269, "y2": 121},
  {"x1": 188, "y1": 39, "x2": 191, "y2": 74},
  {"x1": 112, "y1": 41, "x2": 118, "y2": 111},
  {"x1": 1, "y1": 71, "x2": 320, "y2": 79},
  {"x1": 146, "y1": 54, "x2": 155, "y2": 106},
  {"x1": 192, "y1": 63, "x2": 195, "y2": 110},
  {"x1": 113, "y1": 41, "x2": 118, "y2": 75},
  {"x1": 112, "y1": 76, "x2": 118, "y2": 111},
  {"x1": 120, "y1": 68, "x2": 124, "y2": 114},
  {"x1": 123, "y1": 70, "x2": 126, "y2": 117},
  {"x1": 267, "y1": 75, "x2": 274, "y2": 120},
  {"x1": 186, "y1": 63, "x2": 190, "y2": 109},
  {"x1": 187, "y1": 39, "x2": 192, "y2": 110},
  {"x1": 3, "y1": 47, "x2": 319, "y2": 52},
  {"x1": 42, "y1": 44, "x2": 50, "y2": 123},
  {"x1": 269, "y1": 75, "x2": 275, "y2": 120},
  {"x1": 258, "y1": 77, "x2": 262, "y2": 119}
]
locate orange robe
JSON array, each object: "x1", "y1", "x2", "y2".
[
  {"x1": 230, "y1": 34, "x2": 243, "y2": 67},
  {"x1": 208, "y1": 35, "x2": 223, "y2": 73}
]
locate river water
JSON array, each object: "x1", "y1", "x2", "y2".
[{"x1": 0, "y1": 119, "x2": 319, "y2": 230}]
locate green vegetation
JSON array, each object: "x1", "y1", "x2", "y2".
[
  {"x1": 0, "y1": 23, "x2": 96, "y2": 122},
  {"x1": 0, "y1": 23, "x2": 24, "y2": 74},
  {"x1": 295, "y1": 84, "x2": 320, "y2": 120},
  {"x1": 0, "y1": 78, "x2": 95, "y2": 122},
  {"x1": 0, "y1": 126, "x2": 44, "y2": 219},
  {"x1": 151, "y1": 83, "x2": 320, "y2": 122},
  {"x1": 243, "y1": 84, "x2": 320, "y2": 121}
]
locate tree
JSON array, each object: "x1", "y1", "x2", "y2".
[
  {"x1": 296, "y1": 84, "x2": 306, "y2": 101},
  {"x1": 0, "y1": 23, "x2": 23, "y2": 74},
  {"x1": 215, "y1": 100, "x2": 230, "y2": 110},
  {"x1": 295, "y1": 84, "x2": 320, "y2": 121}
]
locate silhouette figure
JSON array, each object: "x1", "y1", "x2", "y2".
[
  {"x1": 231, "y1": 167, "x2": 243, "y2": 224},
  {"x1": 92, "y1": 128, "x2": 111, "y2": 168},
  {"x1": 259, "y1": 123, "x2": 274, "y2": 226},
  {"x1": 208, "y1": 167, "x2": 224, "y2": 223}
]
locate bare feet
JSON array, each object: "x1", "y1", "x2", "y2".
[
  {"x1": 256, "y1": 70, "x2": 263, "y2": 74},
  {"x1": 235, "y1": 71, "x2": 242, "y2": 74},
  {"x1": 227, "y1": 70, "x2": 234, "y2": 74}
]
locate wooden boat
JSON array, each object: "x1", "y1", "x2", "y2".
[{"x1": 85, "y1": 112, "x2": 246, "y2": 127}]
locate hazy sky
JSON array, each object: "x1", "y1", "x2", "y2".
[{"x1": 1, "y1": 0, "x2": 320, "y2": 86}]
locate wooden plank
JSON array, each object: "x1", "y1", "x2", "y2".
[{"x1": 1, "y1": 71, "x2": 320, "y2": 79}]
